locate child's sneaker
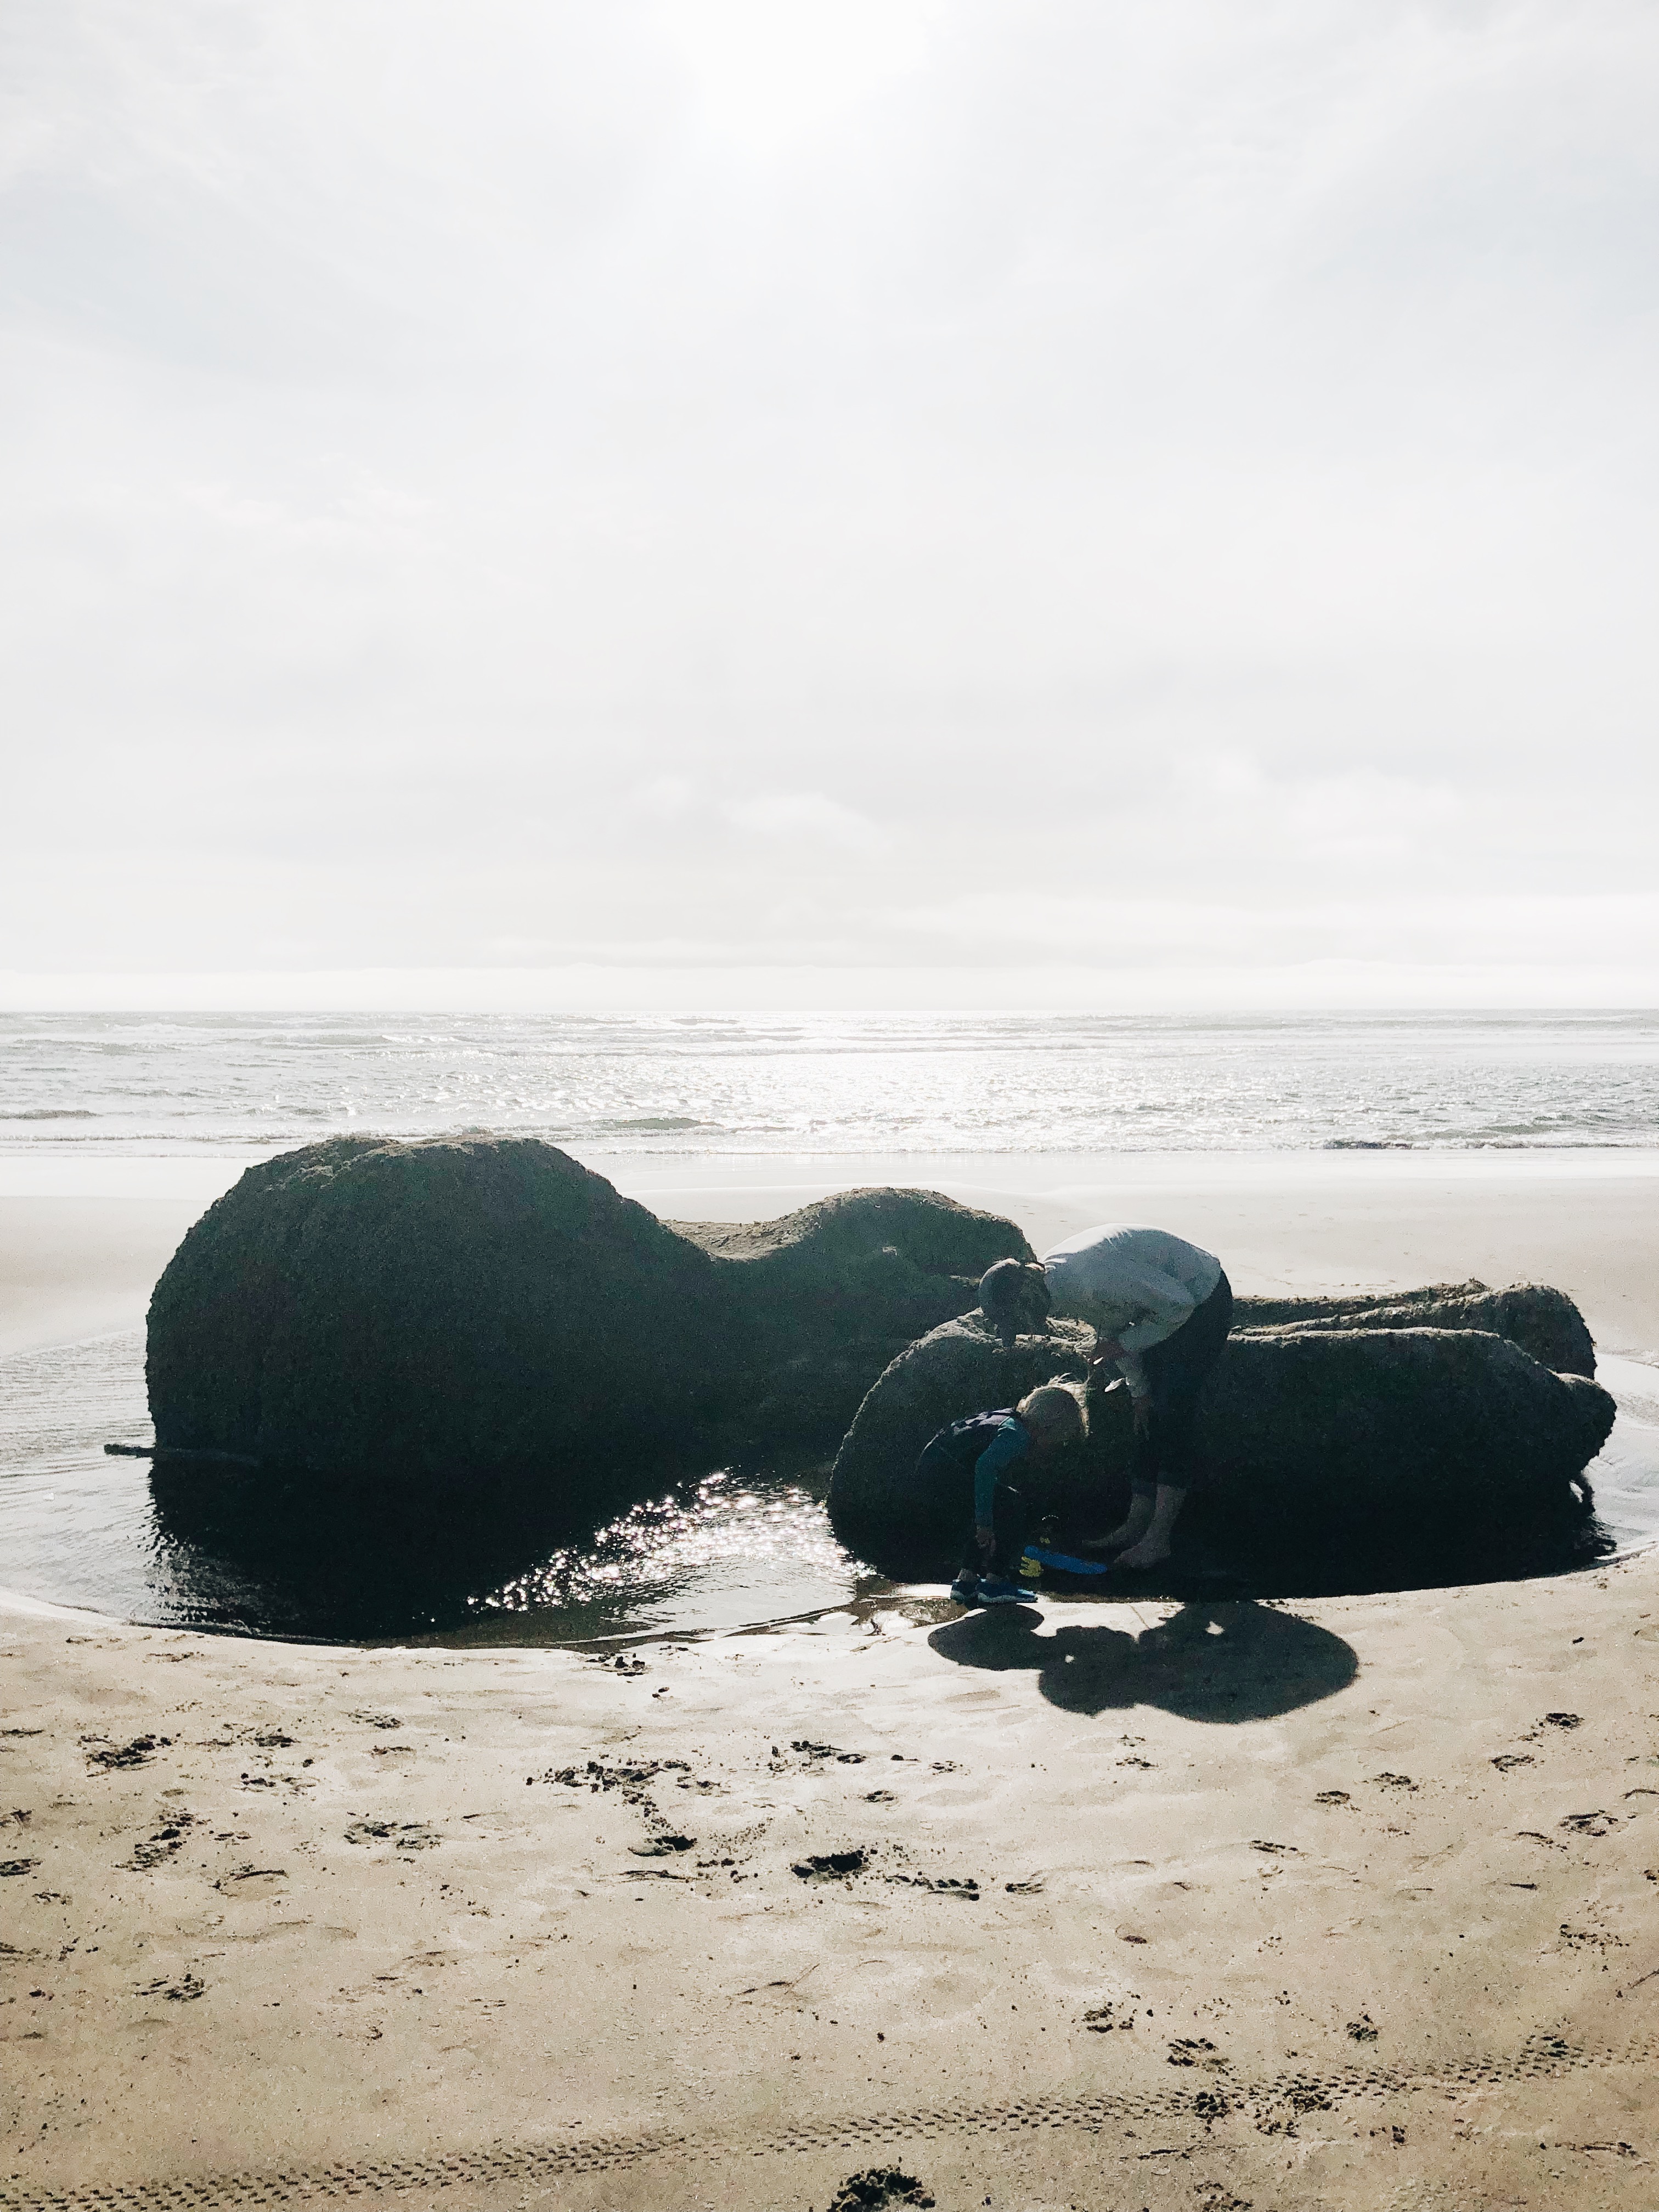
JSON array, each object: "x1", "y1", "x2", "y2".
[
  {"x1": 949, "y1": 1571, "x2": 980, "y2": 1605},
  {"x1": 978, "y1": 1576, "x2": 1039, "y2": 1605}
]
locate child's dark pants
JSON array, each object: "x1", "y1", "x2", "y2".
[{"x1": 915, "y1": 1438, "x2": 1029, "y2": 1578}]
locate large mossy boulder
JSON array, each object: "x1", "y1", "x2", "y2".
[
  {"x1": 673, "y1": 1188, "x2": 1030, "y2": 1442},
  {"x1": 827, "y1": 1297, "x2": 1616, "y2": 1582},
  {"x1": 1233, "y1": 1278, "x2": 1595, "y2": 1378},
  {"x1": 146, "y1": 1136, "x2": 718, "y2": 1485},
  {"x1": 146, "y1": 1137, "x2": 1029, "y2": 1491}
]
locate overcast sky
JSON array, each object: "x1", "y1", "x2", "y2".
[{"x1": 3, "y1": 0, "x2": 1656, "y2": 1009}]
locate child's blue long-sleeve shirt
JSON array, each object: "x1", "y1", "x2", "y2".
[{"x1": 973, "y1": 1417, "x2": 1030, "y2": 1527}]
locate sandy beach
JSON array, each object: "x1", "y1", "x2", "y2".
[
  {"x1": 4, "y1": 1564, "x2": 1657, "y2": 2210},
  {"x1": 4, "y1": 1149, "x2": 1659, "y2": 2208}
]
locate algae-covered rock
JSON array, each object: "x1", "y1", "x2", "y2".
[
  {"x1": 674, "y1": 1188, "x2": 1032, "y2": 1443},
  {"x1": 1232, "y1": 1279, "x2": 1595, "y2": 1378},
  {"x1": 146, "y1": 1139, "x2": 1029, "y2": 1491},
  {"x1": 827, "y1": 1302, "x2": 1616, "y2": 1582},
  {"x1": 1201, "y1": 1327, "x2": 1613, "y2": 1514},
  {"x1": 146, "y1": 1136, "x2": 719, "y2": 1485}
]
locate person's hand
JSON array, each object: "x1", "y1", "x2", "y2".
[
  {"x1": 976, "y1": 1527, "x2": 997, "y2": 1559},
  {"x1": 1132, "y1": 1396, "x2": 1152, "y2": 1437}
]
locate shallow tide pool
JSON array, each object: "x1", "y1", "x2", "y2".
[{"x1": 2, "y1": 1331, "x2": 1657, "y2": 1645}]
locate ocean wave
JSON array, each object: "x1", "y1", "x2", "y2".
[
  {"x1": 589, "y1": 1115, "x2": 718, "y2": 1133},
  {"x1": 0, "y1": 1108, "x2": 97, "y2": 1120}
]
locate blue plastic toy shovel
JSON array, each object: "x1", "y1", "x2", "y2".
[{"x1": 1019, "y1": 1545, "x2": 1109, "y2": 1578}]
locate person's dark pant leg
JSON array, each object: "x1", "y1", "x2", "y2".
[
  {"x1": 917, "y1": 1430, "x2": 1031, "y2": 1580},
  {"x1": 988, "y1": 1482, "x2": 1028, "y2": 1578},
  {"x1": 948, "y1": 1469, "x2": 1027, "y2": 1578},
  {"x1": 1130, "y1": 1271, "x2": 1234, "y2": 1496}
]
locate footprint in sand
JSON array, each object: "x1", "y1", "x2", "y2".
[
  {"x1": 1167, "y1": 2036, "x2": 1228, "y2": 2069},
  {"x1": 1559, "y1": 1810, "x2": 1617, "y2": 1837},
  {"x1": 884, "y1": 1871, "x2": 979, "y2": 1896},
  {"x1": 83, "y1": 1735, "x2": 170, "y2": 1771},
  {"x1": 122, "y1": 1812, "x2": 195, "y2": 1871},
  {"x1": 343, "y1": 1819, "x2": 441, "y2": 1852},
  {"x1": 137, "y1": 1971, "x2": 205, "y2": 2002}
]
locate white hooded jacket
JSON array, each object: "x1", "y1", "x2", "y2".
[{"x1": 1039, "y1": 1223, "x2": 1222, "y2": 1400}]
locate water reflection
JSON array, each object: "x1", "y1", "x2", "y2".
[
  {"x1": 0, "y1": 1330, "x2": 866, "y2": 1641},
  {"x1": 146, "y1": 1453, "x2": 862, "y2": 1643},
  {"x1": 472, "y1": 1469, "x2": 859, "y2": 1640},
  {"x1": 2, "y1": 1331, "x2": 1658, "y2": 1643}
]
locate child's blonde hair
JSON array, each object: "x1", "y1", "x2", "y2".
[{"x1": 1016, "y1": 1380, "x2": 1086, "y2": 1441}]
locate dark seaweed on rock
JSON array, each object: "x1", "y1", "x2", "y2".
[
  {"x1": 670, "y1": 1187, "x2": 1032, "y2": 1442},
  {"x1": 1233, "y1": 1278, "x2": 1596, "y2": 1379},
  {"x1": 146, "y1": 1136, "x2": 1029, "y2": 1496},
  {"x1": 147, "y1": 1136, "x2": 716, "y2": 1485}
]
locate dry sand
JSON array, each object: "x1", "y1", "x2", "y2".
[{"x1": 3, "y1": 1149, "x2": 1659, "y2": 2208}]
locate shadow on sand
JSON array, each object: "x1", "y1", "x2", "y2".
[{"x1": 927, "y1": 1599, "x2": 1358, "y2": 1723}]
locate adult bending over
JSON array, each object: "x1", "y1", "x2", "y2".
[{"x1": 979, "y1": 1225, "x2": 1232, "y2": 1570}]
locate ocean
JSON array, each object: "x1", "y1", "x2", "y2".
[{"x1": 3, "y1": 1008, "x2": 1658, "y2": 1159}]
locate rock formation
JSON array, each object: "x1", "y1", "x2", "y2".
[
  {"x1": 827, "y1": 1295, "x2": 1616, "y2": 1582},
  {"x1": 670, "y1": 1187, "x2": 1025, "y2": 1442},
  {"x1": 148, "y1": 1137, "x2": 1618, "y2": 1593},
  {"x1": 1232, "y1": 1279, "x2": 1595, "y2": 1378},
  {"x1": 145, "y1": 1136, "x2": 1029, "y2": 1493}
]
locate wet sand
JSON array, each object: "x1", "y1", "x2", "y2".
[
  {"x1": 0, "y1": 1200, "x2": 207, "y2": 1358},
  {"x1": 3, "y1": 1564, "x2": 1657, "y2": 2210},
  {"x1": 3, "y1": 1148, "x2": 1659, "y2": 2205},
  {"x1": 593, "y1": 1148, "x2": 1659, "y2": 1358},
  {"x1": 0, "y1": 1162, "x2": 249, "y2": 1358}
]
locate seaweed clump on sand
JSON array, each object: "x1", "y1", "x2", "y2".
[
  {"x1": 827, "y1": 1289, "x2": 1617, "y2": 1587},
  {"x1": 825, "y1": 2172, "x2": 934, "y2": 2211},
  {"x1": 145, "y1": 1135, "x2": 1028, "y2": 1505}
]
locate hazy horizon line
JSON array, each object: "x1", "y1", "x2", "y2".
[{"x1": 3, "y1": 965, "x2": 1658, "y2": 1018}]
